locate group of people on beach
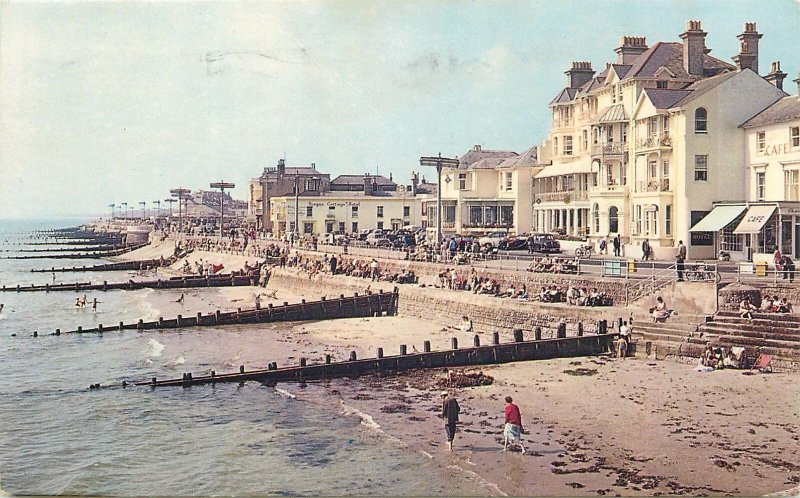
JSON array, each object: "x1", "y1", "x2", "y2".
[
  {"x1": 740, "y1": 295, "x2": 791, "y2": 320},
  {"x1": 74, "y1": 294, "x2": 99, "y2": 311},
  {"x1": 440, "y1": 392, "x2": 526, "y2": 454}
]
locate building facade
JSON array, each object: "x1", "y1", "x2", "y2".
[
  {"x1": 534, "y1": 21, "x2": 787, "y2": 259},
  {"x1": 426, "y1": 145, "x2": 540, "y2": 236}
]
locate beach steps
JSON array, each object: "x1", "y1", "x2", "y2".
[
  {"x1": 30, "y1": 258, "x2": 172, "y2": 273},
  {"x1": 1, "y1": 272, "x2": 256, "y2": 293},
  {"x1": 0, "y1": 243, "x2": 148, "y2": 260},
  {"x1": 45, "y1": 288, "x2": 399, "y2": 336},
  {"x1": 123, "y1": 328, "x2": 616, "y2": 389}
]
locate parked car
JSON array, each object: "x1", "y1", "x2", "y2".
[
  {"x1": 365, "y1": 232, "x2": 389, "y2": 246},
  {"x1": 527, "y1": 233, "x2": 561, "y2": 254},
  {"x1": 504, "y1": 233, "x2": 529, "y2": 250},
  {"x1": 477, "y1": 231, "x2": 509, "y2": 249}
]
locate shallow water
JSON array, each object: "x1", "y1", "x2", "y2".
[{"x1": 0, "y1": 220, "x2": 487, "y2": 496}]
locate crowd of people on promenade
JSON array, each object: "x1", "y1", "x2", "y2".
[{"x1": 288, "y1": 253, "x2": 418, "y2": 285}]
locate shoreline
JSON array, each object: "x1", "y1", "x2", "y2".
[{"x1": 121, "y1": 238, "x2": 800, "y2": 496}]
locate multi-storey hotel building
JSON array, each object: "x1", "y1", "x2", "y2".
[{"x1": 533, "y1": 21, "x2": 787, "y2": 259}]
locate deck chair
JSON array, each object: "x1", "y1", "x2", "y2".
[{"x1": 750, "y1": 353, "x2": 773, "y2": 373}]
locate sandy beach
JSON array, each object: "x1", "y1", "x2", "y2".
[{"x1": 123, "y1": 240, "x2": 800, "y2": 496}]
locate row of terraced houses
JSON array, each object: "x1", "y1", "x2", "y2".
[{"x1": 248, "y1": 20, "x2": 800, "y2": 263}]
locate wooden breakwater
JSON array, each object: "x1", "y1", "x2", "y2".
[
  {"x1": 47, "y1": 289, "x2": 399, "y2": 336},
  {"x1": 127, "y1": 328, "x2": 615, "y2": 389},
  {"x1": 0, "y1": 243, "x2": 148, "y2": 260},
  {"x1": 2, "y1": 273, "x2": 256, "y2": 293},
  {"x1": 13, "y1": 245, "x2": 127, "y2": 253},
  {"x1": 30, "y1": 258, "x2": 173, "y2": 273},
  {"x1": 15, "y1": 240, "x2": 122, "y2": 246}
]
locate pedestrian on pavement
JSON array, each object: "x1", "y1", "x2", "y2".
[
  {"x1": 503, "y1": 396, "x2": 526, "y2": 453},
  {"x1": 781, "y1": 255, "x2": 795, "y2": 282},
  {"x1": 599, "y1": 236, "x2": 608, "y2": 255},
  {"x1": 613, "y1": 235, "x2": 621, "y2": 257},
  {"x1": 641, "y1": 239, "x2": 651, "y2": 261},
  {"x1": 441, "y1": 391, "x2": 460, "y2": 451},
  {"x1": 676, "y1": 240, "x2": 687, "y2": 281}
]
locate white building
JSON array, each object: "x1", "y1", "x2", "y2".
[
  {"x1": 534, "y1": 21, "x2": 788, "y2": 259},
  {"x1": 426, "y1": 145, "x2": 540, "y2": 236}
]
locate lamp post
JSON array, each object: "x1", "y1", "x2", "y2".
[
  {"x1": 294, "y1": 174, "x2": 300, "y2": 240},
  {"x1": 170, "y1": 188, "x2": 191, "y2": 235},
  {"x1": 210, "y1": 181, "x2": 235, "y2": 239},
  {"x1": 109, "y1": 203, "x2": 115, "y2": 219},
  {"x1": 121, "y1": 202, "x2": 128, "y2": 220},
  {"x1": 139, "y1": 201, "x2": 146, "y2": 220},
  {"x1": 164, "y1": 198, "x2": 176, "y2": 219},
  {"x1": 153, "y1": 200, "x2": 161, "y2": 218},
  {"x1": 419, "y1": 152, "x2": 459, "y2": 245}
]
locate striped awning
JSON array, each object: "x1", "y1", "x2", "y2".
[
  {"x1": 733, "y1": 205, "x2": 778, "y2": 234},
  {"x1": 689, "y1": 205, "x2": 747, "y2": 232}
]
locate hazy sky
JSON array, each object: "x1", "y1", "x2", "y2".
[{"x1": 1, "y1": 0, "x2": 799, "y2": 219}]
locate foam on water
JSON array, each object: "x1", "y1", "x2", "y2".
[
  {"x1": 274, "y1": 387, "x2": 296, "y2": 399},
  {"x1": 142, "y1": 338, "x2": 165, "y2": 358}
]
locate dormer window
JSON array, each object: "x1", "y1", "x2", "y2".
[
  {"x1": 694, "y1": 107, "x2": 708, "y2": 134},
  {"x1": 656, "y1": 80, "x2": 668, "y2": 89}
]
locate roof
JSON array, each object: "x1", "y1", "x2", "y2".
[
  {"x1": 625, "y1": 42, "x2": 734, "y2": 80},
  {"x1": 611, "y1": 64, "x2": 632, "y2": 79},
  {"x1": 741, "y1": 95, "x2": 800, "y2": 128},
  {"x1": 330, "y1": 174, "x2": 396, "y2": 186},
  {"x1": 285, "y1": 167, "x2": 321, "y2": 176},
  {"x1": 496, "y1": 146, "x2": 539, "y2": 169},
  {"x1": 598, "y1": 104, "x2": 628, "y2": 122},
  {"x1": 642, "y1": 88, "x2": 692, "y2": 110},
  {"x1": 457, "y1": 147, "x2": 518, "y2": 170},
  {"x1": 673, "y1": 70, "x2": 740, "y2": 106},
  {"x1": 549, "y1": 87, "x2": 578, "y2": 105}
]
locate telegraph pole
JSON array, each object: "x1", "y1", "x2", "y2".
[
  {"x1": 210, "y1": 181, "x2": 235, "y2": 239},
  {"x1": 419, "y1": 152, "x2": 459, "y2": 245}
]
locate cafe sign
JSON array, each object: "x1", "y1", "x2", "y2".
[{"x1": 758, "y1": 143, "x2": 792, "y2": 156}]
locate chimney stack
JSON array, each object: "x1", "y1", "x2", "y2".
[
  {"x1": 733, "y1": 41, "x2": 757, "y2": 72},
  {"x1": 736, "y1": 22, "x2": 763, "y2": 74},
  {"x1": 565, "y1": 61, "x2": 595, "y2": 89},
  {"x1": 363, "y1": 174, "x2": 372, "y2": 196},
  {"x1": 764, "y1": 61, "x2": 788, "y2": 91},
  {"x1": 277, "y1": 158, "x2": 286, "y2": 178},
  {"x1": 614, "y1": 36, "x2": 648, "y2": 64},
  {"x1": 411, "y1": 171, "x2": 419, "y2": 196},
  {"x1": 680, "y1": 20, "x2": 707, "y2": 76}
]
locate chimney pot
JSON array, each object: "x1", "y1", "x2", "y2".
[
  {"x1": 764, "y1": 60, "x2": 788, "y2": 91},
  {"x1": 473, "y1": 144, "x2": 481, "y2": 151},
  {"x1": 680, "y1": 20, "x2": 707, "y2": 76},
  {"x1": 736, "y1": 21, "x2": 763, "y2": 74}
]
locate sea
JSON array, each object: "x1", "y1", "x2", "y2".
[{"x1": 0, "y1": 219, "x2": 488, "y2": 496}]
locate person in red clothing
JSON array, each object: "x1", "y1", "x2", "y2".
[{"x1": 503, "y1": 396, "x2": 525, "y2": 453}]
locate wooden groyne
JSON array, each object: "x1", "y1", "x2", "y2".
[
  {"x1": 45, "y1": 289, "x2": 399, "y2": 336},
  {"x1": 13, "y1": 245, "x2": 127, "y2": 253},
  {"x1": 3, "y1": 273, "x2": 255, "y2": 293},
  {"x1": 30, "y1": 258, "x2": 172, "y2": 273},
  {"x1": 124, "y1": 325, "x2": 615, "y2": 389},
  {"x1": 14, "y1": 240, "x2": 121, "y2": 246},
  {"x1": 0, "y1": 243, "x2": 147, "y2": 260}
]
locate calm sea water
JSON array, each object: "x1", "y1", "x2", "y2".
[{"x1": 0, "y1": 219, "x2": 486, "y2": 496}]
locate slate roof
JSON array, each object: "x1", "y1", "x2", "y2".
[
  {"x1": 457, "y1": 148, "x2": 518, "y2": 170},
  {"x1": 497, "y1": 146, "x2": 539, "y2": 169},
  {"x1": 625, "y1": 42, "x2": 734, "y2": 80},
  {"x1": 741, "y1": 95, "x2": 800, "y2": 128},
  {"x1": 642, "y1": 88, "x2": 693, "y2": 110},
  {"x1": 331, "y1": 174, "x2": 396, "y2": 187},
  {"x1": 549, "y1": 87, "x2": 578, "y2": 105},
  {"x1": 611, "y1": 64, "x2": 632, "y2": 79}
]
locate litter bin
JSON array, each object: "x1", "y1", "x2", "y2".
[
  {"x1": 627, "y1": 259, "x2": 636, "y2": 273},
  {"x1": 755, "y1": 261, "x2": 768, "y2": 277}
]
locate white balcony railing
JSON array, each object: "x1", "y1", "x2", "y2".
[
  {"x1": 591, "y1": 142, "x2": 628, "y2": 156},
  {"x1": 635, "y1": 179, "x2": 671, "y2": 193},
  {"x1": 636, "y1": 134, "x2": 671, "y2": 149},
  {"x1": 535, "y1": 191, "x2": 588, "y2": 203}
]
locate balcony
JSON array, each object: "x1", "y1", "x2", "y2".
[
  {"x1": 635, "y1": 134, "x2": 671, "y2": 150},
  {"x1": 590, "y1": 184, "x2": 629, "y2": 197},
  {"x1": 635, "y1": 179, "x2": 671, "y2": 193},
  {"x1": 535, "y1": 191, "x2": 589, "y2": 203},
  {"x1": 462, "y1": 223, "x2": 514, "y2": 230},
  {"x1": 591, "y1": 142, "x2": 628, "y2": 156}
]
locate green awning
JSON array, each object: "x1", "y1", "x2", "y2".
[{"x1": 689, "y1": 205, "x2": 747, "y2": 232}]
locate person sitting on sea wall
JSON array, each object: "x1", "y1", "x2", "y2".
[
  {"x1": 652, "y1": 296, "x2": 673, "y2": 322},
  {"x1": 739, "y1": 297, "x2": 756, "y2": 321}
]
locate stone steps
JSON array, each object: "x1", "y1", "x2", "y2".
[
  {"x1": 715, "y1": 311, "x2": 800, "y2": 324},
  {"x1": 699, "y1": 324, "x2": 800, "y2": 343}
]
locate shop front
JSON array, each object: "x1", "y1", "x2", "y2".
[{"x1": 689, "y1": 202, "x2": 800, "y2": 262}]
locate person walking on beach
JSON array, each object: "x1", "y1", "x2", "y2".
[
  {"x1": 440, "y1": 391, "x2": 460, "y2": 451},
  {"x1": 503, "y1": 396, "x2": 525, "y2": 454},
  {"x1": 255, "y1": 293, "x2": 262, "y2": 310}
]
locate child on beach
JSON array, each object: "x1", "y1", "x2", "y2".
[{"x1": 503, "y1": 396, "x2": 525, "y2": 453}]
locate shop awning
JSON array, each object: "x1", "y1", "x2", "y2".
[
  {"x1": 689, "y1": 205, "x2": 747, "y2": 232},
  {"x1": 733, "y1": 205, "x2": 778, "y2": 234}
]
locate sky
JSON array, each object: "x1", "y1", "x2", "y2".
[{"x1": 1, "y1": 0, "x2": 799, "y2": 219}]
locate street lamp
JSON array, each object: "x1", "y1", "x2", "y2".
[
  {"x1": 109, "y1": 203, "x2": 115, "y2": 219},
  {"x1": 164, "y1": 198, "x2": 176, "y2": 219},
  {"x1": 294, "y1": 174, "x2": 300, "y2": 240},
  {"x1": 170, "y1": 188, "x2": 191, "y2": 235},
  {"x1": 210, "y1": 181, "x2": 235, "y2": 239},
  {"x1": 139, "y1": 201, "x2": 146, "y2": 220},
  {"x1": 121, "y1": 202, "x2": 128, "y2": 220},
  {"x1": 419, "y1": 152, "x2": 459, "y2": 245},
  {"x1": 153, "y1": 200, "x2": 161, "y2": 218}
]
